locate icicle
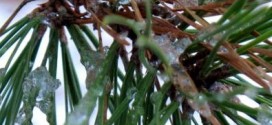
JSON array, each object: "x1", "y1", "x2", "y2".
[{"x1": 257, "y1": 104, "x2": 272, "y2": 125}]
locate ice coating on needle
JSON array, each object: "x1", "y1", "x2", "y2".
[
  {"x1": 82, "y1": 48, "x2": 107, "y2": 89},
  {"x1": 154, "y1": 35, "x2": 192, "y2": 64},
  {"x1": 16, "y1": 67, "x2": 60, "y2": 124}
]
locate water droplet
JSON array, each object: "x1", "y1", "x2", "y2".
[{"x1": 257, "y1": 104, "x2": 272, "y2": 125}]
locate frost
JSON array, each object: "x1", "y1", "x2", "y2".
[
  {"x1": 17, "y1": 67, "x2": 60, "y2": 124},
  {"x1": 154, "y1": 35, "x2": 191, "y2": 64},
  {"x1": 258, "y1": 104, "x2": 272, "y2": 125}
]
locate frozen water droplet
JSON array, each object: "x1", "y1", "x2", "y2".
[
  {"x1": 119, "y1": 0, "x2": 130, "y2": 5},
  {"x1": 258, "y1": 104, "x2": 272, "y2": 125},
  {"x1": 154, "y1": 35, "x2": 180, "y2": 64}
]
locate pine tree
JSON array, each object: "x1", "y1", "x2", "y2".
[{"x1": 1, "y1": 0, "x2": 272, "y2": 124}]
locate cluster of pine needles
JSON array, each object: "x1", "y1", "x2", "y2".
[{"x1": 1, "y1": 0, "x2": 272, "y2": 124}]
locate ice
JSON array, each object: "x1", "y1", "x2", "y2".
[
  {"x1": 257, "y1": 104, "x2": 272, "y2": 125},
  {"x1": 15, "y1": 109, "x2": 28, "y2": 125},
  {"x1": 18, "y1": 67, "x2": 61, "y2": 124},
  {"x1": 172, "y1": 38, "x2": 192, "y2": 54},
  {"x1": 154, "y1": 35, "x2": 191, "y2": 64},
  {"x1": 82, "y1": 49, "x2": 106, "y2": 89}
]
